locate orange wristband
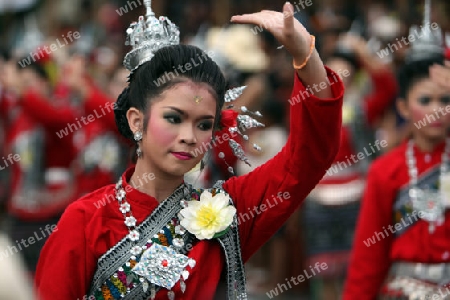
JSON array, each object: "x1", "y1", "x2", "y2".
[{"x1": 293, "y1": 35, "x2": 316, "y2": 70}]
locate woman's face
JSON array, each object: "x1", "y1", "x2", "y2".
[
  {"x1": 140, "y1": 81, "x2": 217, "y2": 178},
  {"x1": 403, "y1": 77, "x2": 450, "y2": 141}
]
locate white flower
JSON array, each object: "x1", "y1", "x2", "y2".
[
  {"x1": 116, "y1": 189, "x2": 126, "y2": 201},
  {"x1": 179, "y1": 191, "x2": 236, "y2": 240},
  {"x1": 130, "y1": 245, "x2": 142, "y2": 255},
  {"x1": 120, "y1": 202, "x2": 131, "y2": 214},
  {"x1": 125, "y1": 216, "x2": 137, "y2": 227},
  {"x1": 128, "y1": 230, "x2": 140, "y2": 241}
]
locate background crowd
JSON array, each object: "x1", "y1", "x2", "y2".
[{"x1": 0, "y1": 0, "x2": 450, "y2": 299}]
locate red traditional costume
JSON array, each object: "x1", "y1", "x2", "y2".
[
  {"x1": 3, "y1": 81, "x2": 123, "y2": 272},
  {"x1": 343, "y1": 139, "x2": 450, "y2": 299},
  {"x1": 35, "y1": 67, "x2": 344, "y2": 299},
  {"x1": 16, "y1": 79, "x2": 124, "y2": 218},
  {"x1": 12, "y1": 89, "x2": 77, "y2": 219}
]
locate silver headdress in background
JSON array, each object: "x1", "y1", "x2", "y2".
[
  {"x1": 122, "y1": 0, "x2": 265, "y2": 174},
  {"x1": 405, "y1": 0, "x2": 444, "y2": 63}
]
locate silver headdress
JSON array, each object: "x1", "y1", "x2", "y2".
[
  {"x1": 123, "y1": 0, "x2": 180, "y2": 71},
  {"x1": 219, "y1": 87, "x2": 265, "y2": 174},
  {"x1": 405, "y1": 0, "x2": 444, "y2": 63},
  {"x1": 122, "y1": 1, "x2": 265, "y2": 174}
]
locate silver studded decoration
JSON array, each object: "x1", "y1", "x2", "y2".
[
  {"x1": 219, "y1": 85, "x2": 266, "y2": 173},
  {"x1": 133, "y1": 131, "x2": 143, "y2": 142},
  {"x1": 218, "y1": 152, "x2": 235, "y2": 174},
  {"x1": 229, "y1": 139, "x2": 251, "y2": 167},
  {"x1": 406, "y1": 138, "x2": 449, "y2": 233},
  {"x1": 224, "y1": 86, "x2": 246, "y2": 103},
  {"x1": 115, "y1": 178, "x2": 142, "y2": 254},
  {"x1": 114, "y1": 174, "x2": 196, "y2": 299},
  {"x1": 132, "y1": 244, "x2": 193, "y2": 294},
  {"x1": 123, "y1": 0, "x2": 180, "y2": 72},
  {"x1": 237, "y1": 115, "x2": 265, "y2": 131},
  {"x1": 134, "y1": 131, "x2": 143, "y2": 158}
]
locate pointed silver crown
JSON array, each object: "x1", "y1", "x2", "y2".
[
  {"x1": 405, "y1": 0, "x2": 444, "y2": 63},
  {"x1": 123, "y1": 0, "x2": 180, "y2": 71}
]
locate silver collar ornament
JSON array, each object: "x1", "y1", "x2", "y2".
[{"x1": 115, "y1": 177, "x2": 195, "y2": 299}]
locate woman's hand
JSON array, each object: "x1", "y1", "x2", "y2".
[
  {"x1": 430, "y1": 61, "x2": 450, "y2": 90},
  {"x1": 231, "y1": 2, "x2": 310, "y2": 65},
  {"x1": 231, "y1": 2, "x2": 332, "y2": 99}
]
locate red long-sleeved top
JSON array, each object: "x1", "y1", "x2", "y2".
[
  {"x1": 35, "y1": 67, "x2": 344, "y2": 299},
  {"x1": 343, "y1": 139, "x2": 450, "y2": 299}
]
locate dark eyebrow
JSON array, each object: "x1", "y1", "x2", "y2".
[{"x1": 164, "y1": 106, "x2": 214, "y2": 120}]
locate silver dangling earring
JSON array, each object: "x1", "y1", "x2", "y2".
[{"x1": 134, "y1": 131, "x2": 143, "y2": 158}]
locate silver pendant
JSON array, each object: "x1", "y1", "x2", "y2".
[
  {"x1": 411, "y1": 189, "x2": 445, "y2": 226},
  {"x1": 131, "y1": 244, "x2": 192, "y2": 289}
]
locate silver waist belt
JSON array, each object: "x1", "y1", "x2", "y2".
[{"x1": 389, "y1": 262, "x2": 450, "y2": 284}]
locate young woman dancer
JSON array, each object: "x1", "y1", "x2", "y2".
[
  {"x1": 343, "y1": 23, "x2": 450, "y2": 299},
  {"x1": 35, "y1": 2, "x2": 344, "y2": 299}
]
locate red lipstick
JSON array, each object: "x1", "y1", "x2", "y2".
[{"x1": 171, "y1": 152, "x2": 193, "y2": 160}]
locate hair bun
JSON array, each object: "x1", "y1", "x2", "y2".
[{"x1": 114, "y1": 86, "x2": 134, "y2": 140}]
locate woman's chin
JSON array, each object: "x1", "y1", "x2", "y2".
[
  {"x1": 165, "y1": 163, "x2": 200, "y2": 178},
  {"x1": 422, "y1": 128, "x2": 448, "y2": 140}
]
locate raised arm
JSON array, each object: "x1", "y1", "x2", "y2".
[
  {"x1": 20, "y1": 90, "x2": 79, "y2": 130},
  {"x1": 223, "y1": 2, "x2": 344, "y2": 261}
]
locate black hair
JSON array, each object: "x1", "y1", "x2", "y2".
[
  {"x1": 0, "y1": 47, "x2": 10, "y2": 61},
  {"x1": 114, "y1": 44, "x2": 227, "y2": 141},
  {"x1": 398, "y1": 54, "x2": 445, "y2": 99},
  {"x1": 16, "y1": 58, "x2": 49, "y2": 81}
]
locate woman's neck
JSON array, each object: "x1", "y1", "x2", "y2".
[
  {"x1": 130, "y1": 161, "x2": 184, "y2": 203},
  {"x1": 413, "y1": 134, "x2": 446, "y2": 153}
]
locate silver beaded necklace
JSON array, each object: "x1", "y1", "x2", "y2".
[
  {"x1": 114, "y1": 178, "x2": 189, "y2": 254},
  {"x1": 114, "y1": 178, "x2": 196, "y2": 299},
  {"x1": 407, "y1": 138, "x2": 450, "y2": 233}
]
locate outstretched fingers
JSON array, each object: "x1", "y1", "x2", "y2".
[
  {"x1": 231, "y1": 10, "x2": 280, "y2": 28},
  {"x1": 283, "y1": 2, "x2": 295, "y2": 36}
]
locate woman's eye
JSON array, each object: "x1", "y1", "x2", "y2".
[
  {"x1": 198, "y1": 121, "x2": 213, "y2": 131},
  {"x1": 441, "y1": 96, "x2": 450, "y2": 105},
  {"x1": 418, "y1": 96, "x2": 431, "y2": 105},
  {"x1": 164, "y1": 115, "x2": 182, "y2": 124}
]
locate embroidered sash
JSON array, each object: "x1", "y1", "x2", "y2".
[
  {"x1": 214, "y1": 181, "x2": 247, "y2": 300},
  {"x1": 393, "y1": 165, "x2": 440, "y2": 237},
  {"x1": 89, "y1": 181, "x2": 247, "y2": 300}
]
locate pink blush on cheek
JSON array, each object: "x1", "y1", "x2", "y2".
[
  {"x1": 146, "y1": 115, "x2": 176, "y2": 147},
  {"x1": 410, "y1": 107, "x2": 429, "y2": 123}
]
